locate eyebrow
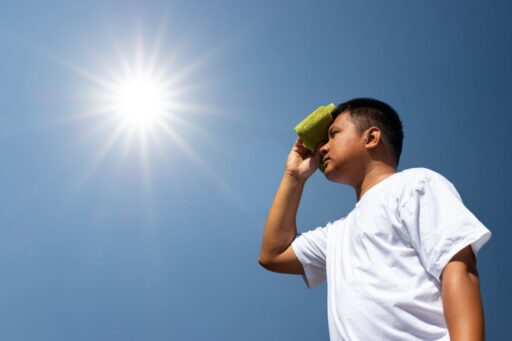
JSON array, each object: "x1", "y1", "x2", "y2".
[{"x1": 328, "y1": 126, "x2": 339, "y2": 136}]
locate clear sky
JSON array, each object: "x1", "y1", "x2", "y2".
[{"x1": 1, "y1": 0, "x2": 510, "y2": 340}]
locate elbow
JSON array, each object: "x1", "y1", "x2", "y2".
[{"x1": 258, "y1": 254, "x2": 274, "y2": 271}]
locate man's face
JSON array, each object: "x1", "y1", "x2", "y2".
[{"x1": 319, "y1": 111, "x2": 367, "y2": 184}]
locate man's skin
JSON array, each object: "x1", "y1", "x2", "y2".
[{"x1": 259, "y1": 111, "x2": 485, "y2": 340}]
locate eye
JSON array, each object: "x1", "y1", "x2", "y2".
[{"x1": 329, "y1": 130, "x2": 339, "y2": 138}]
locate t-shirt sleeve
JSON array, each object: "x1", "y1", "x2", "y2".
[
  {"x1": 291, "y1": 225, "x2": 328, "y2": 288},
  {"x1": 400, "y1": 172, "x2": 492, "y2": 281}
]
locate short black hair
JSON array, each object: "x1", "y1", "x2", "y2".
[{"x1": 331, "y1": 98, "x2": 404, "y2": 166}]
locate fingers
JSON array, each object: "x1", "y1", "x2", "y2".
[
  {"x1": 287, "y1": 138, "x2": 321, "y2": 180},
  {"x1": 309, "y1": 143, "x2": 322, "y2": 169},
  {"x1": 294, "y1": 138, "x2": 306, "y2": 150},
  {"x1": 293, "y1": 138, "x2": 312, "y2": 156}
]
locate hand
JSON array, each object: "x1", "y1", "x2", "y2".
[{"x1": 285, "y1": 139, "x2": 322, "y2": 182}]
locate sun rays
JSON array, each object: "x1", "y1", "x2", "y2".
[
  {"x1": 11, "y1": 15, "x2": 250, "y2": 213},
  {"x1": 55, "y1": 26, "x2": 228, "y2": 199}
]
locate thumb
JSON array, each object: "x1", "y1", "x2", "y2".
[
  {"x1": 312, "y1": 142, "x2": 324, "y2": 163},
  {"x1": 304, "y1": 143, "x2": 322, "y2": 170}
]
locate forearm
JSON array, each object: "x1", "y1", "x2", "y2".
[
  {"x1": 442, "y1": 258, "x2": 485, "y2": 341},
  {"x1": 259, "y1": 172, "x2": 305, "y2": 263}
]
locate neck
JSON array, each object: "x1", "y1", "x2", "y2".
[{"x1": 354, "y1": 162, "x2": 397, "y2": 201}]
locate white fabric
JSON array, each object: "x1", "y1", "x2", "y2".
[{"x1": 292, "y1": 168, "x2": 491, "y2": 341}]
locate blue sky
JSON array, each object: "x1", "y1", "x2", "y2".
[{"x1": 1, "y1": 1, "x2": 510, "y2": 340}]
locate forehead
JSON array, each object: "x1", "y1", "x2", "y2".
[{"x1": 329, "y1": 111, "x2": 354, "y2": 129}]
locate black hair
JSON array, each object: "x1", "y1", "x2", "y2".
[{"x1": 331, "y1": 98, "x2": 404, "y2": 166}]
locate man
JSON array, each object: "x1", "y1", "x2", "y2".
[{"x1": 259, "y1": 98, "x2": 491, "y2": 340}]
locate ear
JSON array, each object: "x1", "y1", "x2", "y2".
[{"x1": 365, "y1": 127, "x2": 381, "y2": 150}]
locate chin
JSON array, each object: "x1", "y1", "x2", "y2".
[{"x1": 322, "y1": 167, "x2": 338, "y2": 182}]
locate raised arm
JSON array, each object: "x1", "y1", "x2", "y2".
[
  {"x1": 441, "y1": 245, "x2": 485, "y2": 341},
  {"x1": 258, "y1": 139, "x2": 321, "y2": 274}
]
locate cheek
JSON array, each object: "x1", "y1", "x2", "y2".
[
  {"x1": 332, "y1": 139, "x2": 358, "y2": 158},
  {"x1": 331, "y1": 138, "x2": 348, "y2": 153}
]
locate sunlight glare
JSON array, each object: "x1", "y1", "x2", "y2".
[
  {"x1": 61, "y1": 22, "x2": 237, "y2": 202},
  {"x1": 111, "y1": 72, "x2": 168, "y2": 129}
]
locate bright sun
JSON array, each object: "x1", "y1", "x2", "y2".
[
  {"x1": 110, "y1": 72, "x2": 169, "y2": 130},
  {"x1": 62, "y1": 27, "x2": 236, "y2": 203}
]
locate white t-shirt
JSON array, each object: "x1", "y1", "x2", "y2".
[{"x1": 292, "y1": 168, "x2": 491, "y2": 341}]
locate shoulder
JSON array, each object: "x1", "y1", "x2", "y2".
[
  {"x1": 399, "y1": 167, "x2": 445, "y2": 182},
  {"x1": 397, "y1": 167, "x2": 456, "y2": 190},
  {"x1": 322, "y1": 216, "x2": 347, "y2": 233},
  {"x1": 299, "y1": 216, "x2": 346, "y2": 238},
  {"x1": 395, "y1": 168, "x2": 459, "y2": 206}
]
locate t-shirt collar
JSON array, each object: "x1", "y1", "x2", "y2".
[{"x1": 355, "y1": 171, "x2": 401, "y2": 208}]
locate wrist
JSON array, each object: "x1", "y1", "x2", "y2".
[{"x1": 283, "y1": 169, "x2": 308, "y2": 186}]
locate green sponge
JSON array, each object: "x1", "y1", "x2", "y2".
[{"x1": 294, "y1": 103, "x2": 336, "y2": 152}]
